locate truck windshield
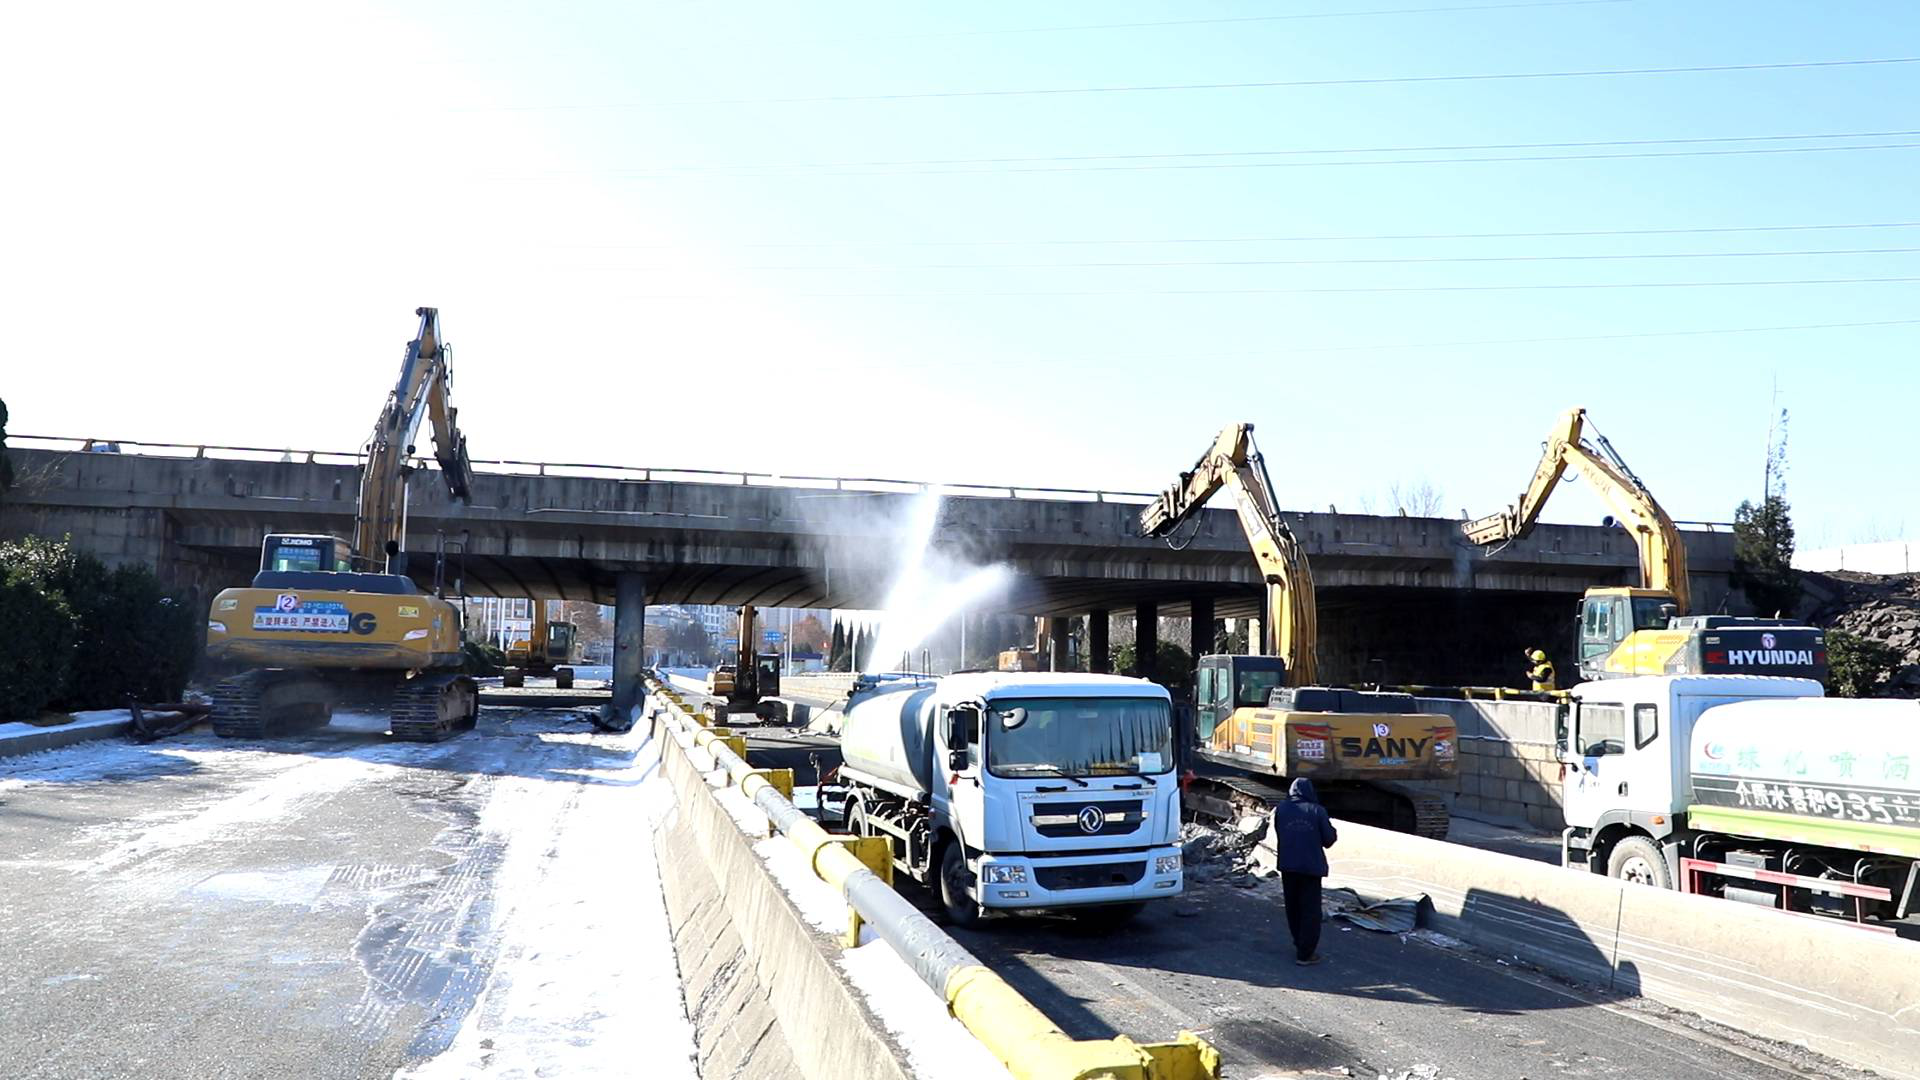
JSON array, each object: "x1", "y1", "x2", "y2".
[{"x1": 986, "y1": 697, "x2": 1173, "y2": 778}]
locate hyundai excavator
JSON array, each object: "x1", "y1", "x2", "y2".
[
  {"x1": 1464, "y1": 407, "x2": 1825, "y2": 682},
  {"x1": 205, "y1": 307, "x2": 481, "y2": 741},
  {"x1": 1142, "y1": 423, "x2": 1454, "y2": 838}
]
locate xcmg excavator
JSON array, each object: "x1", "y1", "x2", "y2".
[
  {"x1": 205, "y1": 307, "x2": 480, "y2": 741},
  {"x1": 1464, "y1": 407, "x2": 1826, "y2": 683},
  {"x1": 1142, "y1": 423, "x2": 1454, "y2": 838}
]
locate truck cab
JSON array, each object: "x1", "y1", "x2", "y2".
[
  {"x1": 1559, "y1": 675, "x2": 1822, "y2": 886},
  {"x1": 840, "y1": 671, "x2": 1184, "y2": 926}
]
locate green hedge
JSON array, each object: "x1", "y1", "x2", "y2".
[
  {"x1": 0, "y1": 570, "x2": 75, "y2": 721},
  {"x1": 0, "y1": 537, "x2": 202, "y2": 720}
]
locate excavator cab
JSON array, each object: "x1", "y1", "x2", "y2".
[
  {"x1": 544, "y1": 622, "x2": 577, "y2": 666},
  {"x1": 1194, "y1": 654, "x2": 1287, "y2": 743},
  {"x1": 259, "y1": 534, "x2": 353, "y2": 574},
  {"x1": 1575, "y1": 587, "x2": 1677, "y2": 672}
]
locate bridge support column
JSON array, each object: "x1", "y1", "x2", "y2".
[
  {"x1": 612, "y1": 572, "x2": 647, "y2": 726},
  {"x1": 1048, "y1": 617, "x2": 1072, "y2": 671},
  {"x1": 1189, "y1": 596, "x2": 1215, "y2": 672},
  {"x1": 1088, "y1": 609, "x2": 1110, "y2": 674},
  {"x1": 1134, "y1": 601, "x2": 1158, "y2": 682}
]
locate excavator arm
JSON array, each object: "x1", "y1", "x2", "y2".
[
  {"x1": 353, "y1": 307, "x2": 474, "y2": 571},
  {"x1": 1140, "y1": 423, "x2": 1318, "y2": 684},
  {"x1": 1462, "y1": 407, "x2": 1690, "y2": 611}
]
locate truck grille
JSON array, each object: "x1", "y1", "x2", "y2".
[
  {"x1": 1030, "y1": 799, "x2": 1146, "y2": 838},
  {"x1": 1034, "y1": 861, "x2": 1147, "y2": 891}
]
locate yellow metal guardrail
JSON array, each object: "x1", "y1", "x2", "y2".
[{"x1": 646, "y1": 678, "x2": 1220, "y2": 1080}]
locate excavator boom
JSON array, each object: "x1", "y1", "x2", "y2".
[
  {"x1": 353, "y1": 307, "x2": 474, "y2": 572},
  {"x1": 1464, "y1": 407, "x2": 1690, "y2": 612},
  {"x1": 1140, "y1": 423, "x2": 1317, "y2": 684}
]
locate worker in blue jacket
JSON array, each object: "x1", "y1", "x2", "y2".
[{"x1": 1272, "y1": 777, "x2": 1339, "y2": 965}]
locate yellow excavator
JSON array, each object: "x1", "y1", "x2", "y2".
[
  {"x1": 205, "y1": 307, "x2": 480, "y2": 740},
  {"x1": 1142, "y1": 423, "x2": 1454, "y2": 838},
  {"x1": 1465, "y1": 407, "x2": 1825, "y2": 682},
  {"x1": 502, "y1": 600, "x2": 577, "y2": 689}
]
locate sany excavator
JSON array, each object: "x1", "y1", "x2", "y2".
[
  {"x1": 1465, "y1": 407, "x2": 1825, "y2": 683},
  {"x1": 205, "y1": 307, "x2": 481, "y2": 741},
  {"x1": 1142, "y1": 423, "x2": 1454, "y2": 838}
]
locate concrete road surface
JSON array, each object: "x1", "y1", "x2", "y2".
[{"x1": 0, "y1": 707, "x2": 690, "y2": 1080}]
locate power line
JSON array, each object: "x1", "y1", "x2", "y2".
[
  {"x1": 480, "y1": 56, "x2": 1920, "y2": 110},
  {"x1": 590, "y1": 128, "x2": 1920, "y2": 174},
  {"x1": 563, "y1": 220, "x2": 1920, "y2": 250},
  {"x1": 915, "y1": 0, "x2": 1631, "y2": 37},
  {"x1": 603, "y1": 247, "x2": 1920, "y2": 272},
  {"x1": 620, "y1": 276, "x2": 1920, "y2": 298},
  {"x1": 589, "y1": 139, "x2": 1920, "y2": 178},
  {"x1": 1255, "y1": 317, "x2": 1920, "y2": 353}
]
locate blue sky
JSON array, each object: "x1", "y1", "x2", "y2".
[{"x1": 4, "y1": 2, "x2": 1916, "y2": 546}]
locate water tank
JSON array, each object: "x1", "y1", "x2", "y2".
[
  {"x1": 839, "y1": 682, "x2": 941, "y2": 797},
  {"x1": 1691, "y1": 697, "x2": 1920, "y2": 812}
]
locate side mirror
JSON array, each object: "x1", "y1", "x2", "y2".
[
  {"x1": 945, "y1": 704, "x2": 978, "y2": 749},
  {"x1": 1554, "y1": 702, "x2": 1580, "y2": 765},
  {"x1": 948, "y1": 749, "x2": 969, "y2": 771}
]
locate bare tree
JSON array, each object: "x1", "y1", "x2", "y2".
[{"x1": 1389, "y1": 479, "x2": 1445, "y2": 517}]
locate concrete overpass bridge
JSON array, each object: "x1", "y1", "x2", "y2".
[{"x1": 2, "y1": 437, "x2": 1741, "y2": 686}]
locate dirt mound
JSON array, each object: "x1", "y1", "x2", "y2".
[{"x1": 1802, "y1": 570, "x2": 1920, "y2": 692}]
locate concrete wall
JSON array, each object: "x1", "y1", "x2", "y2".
[
  {"x1": 1322, "y1": 820, "x2": 1920, "y2": 1080},
  {"x1": 651, "y1": 711, "x2": 916, "y2": 1080},
  {"x1": 1412, "y1": 698, "x2": 1566, "y2": 830}
]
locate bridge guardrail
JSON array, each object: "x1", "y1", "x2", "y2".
[
  {"x1": 12, "y1": 435, "x2": 1157, "y2": 505},
  {"x1": 647, "y1": 677, "x2": 1219, "y2": 1080}
]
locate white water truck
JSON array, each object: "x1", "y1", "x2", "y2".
[
  {"x1": 1560, "y1": 674, "x2": 1920, "y2": 928},
  {"x1": 837, "y1": 671, "x2": 1185, "y2": 927}
]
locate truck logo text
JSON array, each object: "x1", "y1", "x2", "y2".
[{"x1": 1723, "y1": 648, "x2": 1815, "y2": 666}]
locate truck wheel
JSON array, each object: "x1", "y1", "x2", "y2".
[
  {"x1": 848, "y1": 800, "x2": 870, "y2": 839},
  {"x1": 938, "y1": 842, "x2": 981, "y2": 929},
  {"x1": 1606, "y1": 836, "x2": 1671, "y2": 889}
]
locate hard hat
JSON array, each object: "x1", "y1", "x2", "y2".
[{"x1": 1529, "y1": 649, "x2": 1547, "y2": 662}]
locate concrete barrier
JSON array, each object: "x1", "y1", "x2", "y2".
[
  {"x1": 0, "y1": 714, "x2": 133, "y2": 758},
  {"x1": 652, "y1": 699, "x2": 918, "y2": 1080},
  {"x1": 1320, "y1": 820, "x2": 1920, "y2": 1079}
]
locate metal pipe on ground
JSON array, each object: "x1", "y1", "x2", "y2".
[{"x1": 646, "y1": 677, "x2": 1219, "y2": 1080}]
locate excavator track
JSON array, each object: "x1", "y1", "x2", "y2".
[
  {"x1": 1372, "y1": 780, "x2": 1452, "y2": 841},
  {"x1": 1185, "y1": 771, "x2": 1450, "y2": 840},
  {"x1": 388, "y1": 673, "x2": 478, "y2": 742},
  {"x1": 210, "y1": 671, "x2": 270, "y2": 740},
  {"x1": 210, "y1": 670, "x2": 334, "y2": 739}
]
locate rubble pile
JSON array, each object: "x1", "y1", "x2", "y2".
[
  {"x1": 1178, "y1": 814, "x2": 1272, "y2": 886},
  {"x1": 1804, "y1": 571, "x2": 1920, "y2": 692}
]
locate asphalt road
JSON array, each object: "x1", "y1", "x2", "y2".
[
  {"x1": 0, "y1": 706, "x2": 653, "y2": 1080},
  {"x1": 946, "y1": 875, "x2": 1868, "y2": 1080}
]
